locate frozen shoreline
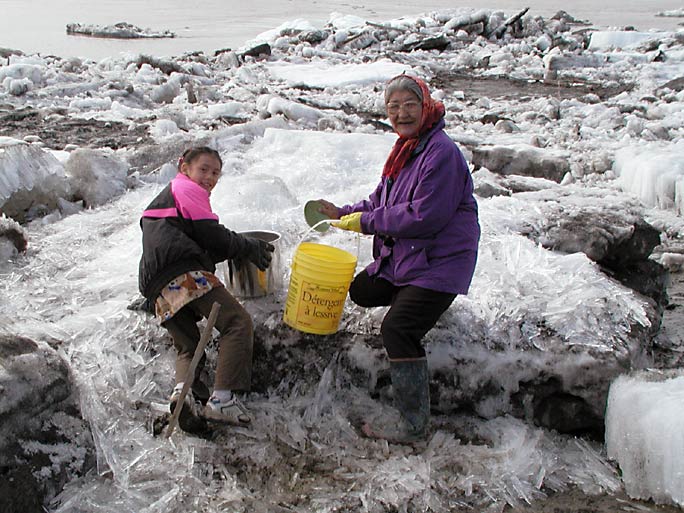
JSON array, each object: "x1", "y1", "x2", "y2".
[
  {"x1": 1, "y1": 7, "x2": 684, "y2": 513},
  {"x1": 1, "y1": 2, "x2": 684, "y2": 60}
]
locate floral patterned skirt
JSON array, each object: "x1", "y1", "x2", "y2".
[{"x1": 155, "y1": 270, "x2": 223, "y2": 323}]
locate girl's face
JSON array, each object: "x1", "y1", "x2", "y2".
[
  {"x1": 182, "y1": 154, "x2": 222, "y2": 193},
  {"x1": 386, "y1": 89, "x2": 423, "y2": 138}
]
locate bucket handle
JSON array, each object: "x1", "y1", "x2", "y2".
[{"x1": 298, "y1": 219, "x2": 361, "y2": 264}]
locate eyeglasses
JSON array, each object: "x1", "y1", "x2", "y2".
[{"x1": 386, "y1": 101, "x2": 421, "y2": 115}]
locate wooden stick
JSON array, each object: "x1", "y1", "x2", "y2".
[{"x1": 165, "y1": 301, "x2": 221, "y2": 438}]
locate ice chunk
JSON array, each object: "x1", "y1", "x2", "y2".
[
  {"x1": 0, "y1": 145, "x2": 70, "y2": 220},
  {"x1": 207, "y1": 102, "x2": 250, "y2": 119},
  {"x1": 149, "y1": 119, "x2": 180, "y2": 141},
  {"x1": 65, "y1": 149, "x2": 129, "y2": 207},
  {"x1": 249, "y1": 18, "x2": 318, "y2": 44},
  {"x1": 265, "y1": 58, "x2": 412, "y2": 88},
  {"x1": 0, "y1": 63, "x2": 44, "y2": 85},
  {"x1": 259, "y1": 95, "x2": 324, "y2": 124},
  {"x1": 588, "y1": 31, "x2": 659, "y2": 51},
  {"x1": 606, "y1": 371, "x2": 684, "y2": 506},
  {"x1": 614, "y1": 142, "x2": 684, "y2": 213}
]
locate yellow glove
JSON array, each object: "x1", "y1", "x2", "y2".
[{"x1": 332, "y1": 212, "x2": 363, "y2": 232}]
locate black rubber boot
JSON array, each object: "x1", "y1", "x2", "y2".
[{"x1": 362, "y1": 358, "x2": 430, "y2": 444}]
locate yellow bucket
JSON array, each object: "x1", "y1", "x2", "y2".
[{"x1": 283, "y1": 242, "x2": 357, "y2": 335}]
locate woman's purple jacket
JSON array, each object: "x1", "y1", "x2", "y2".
[{"x1": 339, "y1": 120, "x2": 480, "y2": 295}]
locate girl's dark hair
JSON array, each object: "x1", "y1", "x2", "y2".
[{"x1": 178, "y1": 146, "x2": 223, "y2": 169}]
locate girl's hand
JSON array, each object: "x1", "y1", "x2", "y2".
[{"x1": 317, "y1": 199, "x2": 341, "y2": 220}]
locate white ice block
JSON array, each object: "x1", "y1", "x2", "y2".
[{"x1": 606, "y1": 371, "x2": 684, "y2": 506}]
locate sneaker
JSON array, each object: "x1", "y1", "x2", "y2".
[
  {"x1": 169, "y1": 385, "x2": 207, "y2": 434},
  {"x1": 203, "y1": 394, "x2": 252, "y2": 425}
]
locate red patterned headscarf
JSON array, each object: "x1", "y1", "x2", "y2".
[{"x1": 382, "y1": 75, "x2": 445, "y2": 180}]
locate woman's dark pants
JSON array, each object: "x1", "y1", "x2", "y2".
[{"x1": 348, "y1": 269, "x2": 456, "y2": 360}]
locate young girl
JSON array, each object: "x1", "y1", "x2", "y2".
[{"x1": 138, "y1": 146, "x2": 274, "y2": 433}]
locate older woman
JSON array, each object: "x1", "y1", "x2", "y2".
[{"x1": 317, "y1": 74, "x2": 480, "y2": 443}]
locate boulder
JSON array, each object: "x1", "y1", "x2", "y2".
[
  {"x1": 471, "y1": 144, "x2": 571, "y2": 183},
  {"x1": 527, "y1": 189, "x2": 667, "y2": 308},
  {"x1": 0, "y1": 214, "x2": 27, "y2": 261},
  {"x1": 401, "y1": 34, "x2": 450, "y2": 52},
  {"x1": 247, "y1": 296, "x2": 654, "y2": 440},
  {"x1": 0, "y1": 335, "x2": 94, "y2": 513},
  {"x1": 239, "y1": 43, "x2": 272, "y2": 61},
  {"x1": 477, "y1": 177, "x2": 668, "y2": 312}
]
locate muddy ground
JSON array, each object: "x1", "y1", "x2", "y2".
[
  {"x1": 432, "y1": 71, "x2": 634, "y2": 102},
  {"x1": 507, "y1": 487, "x2": 680, "y2": 513},
  {"x1": 0, "y1": 104, "x2": 152, "y2": 150},
  {"x1": 0, "y1": 71, "x2": 632, "y2": 153}
]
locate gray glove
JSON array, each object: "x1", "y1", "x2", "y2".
[{"x1": 243, "y1": 237, "x2": 274, "y2": 271}]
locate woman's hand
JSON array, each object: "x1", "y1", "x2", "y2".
[
  {"x1": 332, "y1": 213, "x2": 362, "y2": 233},
  {"x1": 317, "y1": 199, "x2": 341, "y2": 220}
]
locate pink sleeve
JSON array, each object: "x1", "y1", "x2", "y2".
[{"x1": 171, "y1": 175, "x2": 219, "y2": 221}]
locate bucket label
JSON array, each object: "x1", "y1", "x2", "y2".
[{"x1": 284, "y1": 273, "x2": 349, "y2": 334}]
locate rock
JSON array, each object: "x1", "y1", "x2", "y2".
[
  {"x1": 538, "y1": 208, "x2": 658, "y2": 264},
  {"x1": 551, "y1": 10, "x2": 590, "y2": 24},
  {"x1": 343, "y1": 31, "x2": 378, "y2": 50},
  {"x1": 248, "y1": 296, "x2": 654, "y2": 440},
  {"x1": 656, "y1": 76, "x2": 684, "y2": 93},
  {"x1": 0, "y1": 335, "x2": 94, "y2": 513},
  {"x1": 60, "y1": 57, "x2": 84, "y2": 73},
  {"x1": 473, "y1": 173, "x2": 667, "y2": 315},
  {"x1": 0, "y1": 215, "x2": 27, "y2": 257},
  {"x1": 495, "y1": 119, "x2": 519, "y2": 132},
  {"x1": 608, "y1": 259, "x2": 669, "y2": 314},
  {"x1": 0, "y1": 47, "x2": 24, "y2": 59},
  {"x1": 135, "y1": 55, "x2": 183, "y2": 75},
  {"x1": 471, "y1": 144, "x2": 571, "y2": 182},
  {"x1": 401, "y1": 34, "x2": 450, "y2": 52},
  {"x1": 126, "y1": 140, "x2": 196, "y2": 176},
  {"x1": 240, "y1": 43, "x2": 272, "y2": 61},
  {"x1": 56, "y1": 197, "x2": 84, "y2": 216},
  {"x1": 481, "y1": 113, "x2": 512, "y2": 125},
  {"x1": 521, "y1": 187, "x2": 667, "y2": 313},
  {"x1": 472, "y1": 167, "x2": 512, "y2": 197},
  {"x1": 298, "y1": 30, "x2": 328, "y2": 44}
]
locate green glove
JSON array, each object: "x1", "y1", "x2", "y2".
[{"x1": 333, "y1": 212, "x2": 362, "y2": 232}]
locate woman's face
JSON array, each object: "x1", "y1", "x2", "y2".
[
  {"x1": 182, "y1": 154, "x2": 222, "y2": 193},
  {"x1": 386, "y1": 89, "x2": 423, "y2": 138}
]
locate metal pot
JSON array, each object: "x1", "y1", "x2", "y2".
[{"x1": 221, "y1": 230, "x2": 282, "y2": 298}]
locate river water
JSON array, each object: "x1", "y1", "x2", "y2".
[{"x1": 0, "y1": 0, "x2": 682, "y2": 60}]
